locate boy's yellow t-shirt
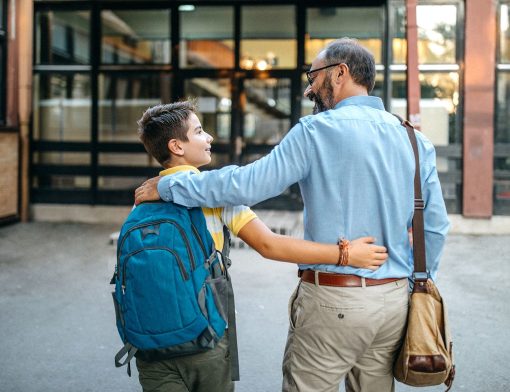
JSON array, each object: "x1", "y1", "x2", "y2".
[{"x1": 159, "y1": 166, "x2": 257, "y2": 250}]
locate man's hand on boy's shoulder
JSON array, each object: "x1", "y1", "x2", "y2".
[{"x1": 135, "y1": 176, "x2": 162, "y2": 205}]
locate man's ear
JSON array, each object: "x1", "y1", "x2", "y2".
[
  {"x1": 336, "y1": 63, "x2": 349, "y2": 82},
  {"x1": 168, "y1": 139, "x2": 184, "y2": 156}
]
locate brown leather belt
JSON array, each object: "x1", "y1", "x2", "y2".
[{"x1": 299, "y1": 269, "x2": 401, "y2": 287}]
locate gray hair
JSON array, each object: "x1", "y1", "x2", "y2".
[{"x1": 321, "y1": 38, "x2": 376, "y2": 93}]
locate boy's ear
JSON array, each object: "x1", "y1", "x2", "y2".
[{"x1": 168, "y1": 139, "x2": 184, "y2": 156}]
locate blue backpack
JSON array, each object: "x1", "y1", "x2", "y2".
[{"x1": 111, "y1": 201, "x2": 239, "y2": 379}]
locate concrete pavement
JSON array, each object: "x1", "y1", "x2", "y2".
[{"x1": 1, "y1": 222, "x2": 509, "y2": 391}]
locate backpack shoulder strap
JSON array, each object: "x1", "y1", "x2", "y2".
[
  {"x1": 221, "y1": 224, "x2": 239, "y2": 380},
  {"x1": 114, "y1": 343, "x2": 138, "y2": 376},
  {"x1": 222, "y1": 225, "x2": 232, "y2": 267}
]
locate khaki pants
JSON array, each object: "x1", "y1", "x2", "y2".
[
  {"x1": 136, "y1": 334, "x2": 233, "y2": 392},
  {"x1": 282, "y1": 278, "x2": 409, "y2": 392}
]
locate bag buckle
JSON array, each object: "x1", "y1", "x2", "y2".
[{"x1": 413, "y1": 272, "x2": 429, "y2": 282}]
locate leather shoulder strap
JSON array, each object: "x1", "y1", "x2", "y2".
[{"x1": 393, "y1": 114, "x2": 427, "y2": 280}]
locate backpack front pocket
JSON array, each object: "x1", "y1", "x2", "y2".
[{"x1": 122, "y1": 248, "x2": 200, "y2": 337}]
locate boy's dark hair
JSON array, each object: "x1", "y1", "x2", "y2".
[
  {"x1": 137, "y1": 101, "x2": 197, "y2": 166},
  {"x1": 322, "y1": 38, "x2": 376, "y2": 93}
]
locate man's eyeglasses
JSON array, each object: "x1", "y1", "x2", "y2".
[{"x1": 306, "y1": 62, "x2": 344, "y2": 86}]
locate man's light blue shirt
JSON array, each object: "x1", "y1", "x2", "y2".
[{"x1": 158, "y1": 96, "x2": 449, "y2": 280}]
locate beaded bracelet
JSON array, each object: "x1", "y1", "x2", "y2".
[{"x1": 337, "y1": 238, "x2": 350, "y2": 266}]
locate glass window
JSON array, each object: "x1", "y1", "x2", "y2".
[
  {"x1": 301, "y1": 74, "x2": 313, "y2": 117},
  {"x1": 306, "y1": 7, "x2": 384, "y2": 65},
  {"x1": 241, "y1": 6, "x2": 296, "y2": 70},
  {"x1": 301, "y1": 71, "x2": 384, "y2": 117},
  {"x1": 417, "y1": 5, "x2": 457, "y2": 64},
  {"x1": 391, "y1": 6, "x2": 407, "y2": 65},
  {"x1": 36, "y1": 10, "x2": 90, "y2": 65},
  {"x1": 391, "y1": 4, "x2": 458, "y2": 65},
  {"x1": 33, "y1": 175, "x2": 91, "y2": 190},
  {"x1": 99, "y1": 153, "x2": 159, "y2": 167},
  {"x1": 0, "y1": 0, "x2": 4, "y2": 30},
  {"x1": 180, "y1": 6, "x2": 234, "y2": 68},
  {"x1": 184, "y1": 78, "x2": 231, "y2": 142},
  {"x1": 392, "y1": 71, "x2": 461, "y2": 212},
  {"x1": 495, "y1": 72, "x2": 510, "y2": 214},
  {"x1": 496, "y1": 72, "x2": 510, "y2": 144},
  {"x1": 98, "y1": 73, "x2": 171, "y2": 142},
  {"x1": 392, "y1": 72, "x2": 460, "y2": 148},
  {"x1": 184, "y1": 78, "x2": 232, "y2": 167},
  {"x1": 243, "y1": 78, "x2": 291, "y2": 145},
  {"x1": 33, "y1": 74, "x2": 91, "y2": 141},
  {"x1": 33, "y1": 152, "x2": 90, "y2": 165},
  {"x1": 500, "y1": 4, "x2": 510, "y2": 63},
  {"x1": 101, "y1": 10, "x2": 171, "y2": 64},
  {"x1": 98, "y1": 176, "x2": 146, "y2": 190},
  {"x1": 0, "y1": 0, "x2": 5, "y2": 124}
]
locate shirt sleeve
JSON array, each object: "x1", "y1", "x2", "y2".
[
  {"x1": 220, "y1": 206, "x2": 258, "y2": 236},
  {"x1": 418, "y1": 134, "x2": 450, "y2": 281},
  {"x1": 157, "y1": 122, "x2": 313, "y2": 207}
]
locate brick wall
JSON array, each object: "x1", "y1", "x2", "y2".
[{"x1": 0, "y1": 133, "x2": 19, "y2": 218}]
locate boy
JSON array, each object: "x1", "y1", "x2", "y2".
[{"x1": 134, "y1": 101, "x2": 388, "y2": 392}]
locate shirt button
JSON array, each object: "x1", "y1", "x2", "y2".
[{"x1": 338, "y1": 313, "x2": 344, "y2": 319}]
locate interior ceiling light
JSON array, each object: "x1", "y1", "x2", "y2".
[
  {"x1": 256, "y1": 59, "x2": 268, "y2": 71},
  {"x1": 179, "y1": 5, "x2": 196, "y2": 12}
]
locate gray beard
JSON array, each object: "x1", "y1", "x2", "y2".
[
  {"x1": 308, "y1": 81, "x2": 335, "y2": 114},
  {"x1": 308, "y1": 91, "x2": 328, "y2": 114}
]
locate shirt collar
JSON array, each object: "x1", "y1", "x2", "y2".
[
  {"x1": 334, "y1": 95, "x2": 386, "y2": 111},
  {"x1": 159, "y1": 165, "x2": 200, "y2": 176}
]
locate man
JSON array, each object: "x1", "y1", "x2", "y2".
[{"x1": 135, "y1": 38, "x2": 449, "y2": 392}]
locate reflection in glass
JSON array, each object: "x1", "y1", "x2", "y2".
[
  {"x1": 33, "y1": 152, "x2": 90, "y2": 165},
  {"x1": 391, "y1": 5, "x2": 457, "y2": 64},
  {"x1": 300, "y1": 71, "x2": 383, "y2": 117},
  {"x1": 392, "y1": 72, "x2": 459, "y2": 148},
  {"x1": 180, "y1": 7, "x2": 234, "y2": 68},
  {"x1": 32, "y1": 174, "x2": 91, "y2": 190},
  {"x1": 301, "y1": 74, "x2": 313, "y2": 117},
  {"x1": 243, "y1": 78, "x2": 290, "y2": 144},
  {"x1": 372, "y1": 73, "x2": 384, "y2": 100},
  {"x1": 495, "y1": 72, "x2": 510, "y2": 214},
  {"x1": 33, "y1": 74, "x2": 91, "y2": 141},
  {"x1": 33, "y1": 175, "x2": 90, "y2": 190},
  {"x1": 0, "y1": 2, "x2": 4, "y2": 30},
  {"x1": 36, "y1": 11, "x2": 90, "y2": 64},
  {"x1": 496, "y1": 72, "x2": 510, "y2": 144},
  {"x1": 185, "y1": 78, "x2": 232, "y2": 167},
  {"x1": 98, "y1": 73, "x2": 171, "y2": 142},
  {"x1": 500, "y1": 4, "x2": 510, "y2": 63},
  {"x1": 101, "y1": 10, "x2": 170, "y2": 64},
  {"x1": 392, "y1": 71, "x2": 461, "y2": 212},
  {"x1": 98, "y1": 176, "x2": 147, "y2": 190},
  {"x1": 417, "y1": 5, "x2": 457, "y2": 64},
  {"x1": 99, "y1": 153, "x2": 159, "y2": 167},
  {"x1": 306, "y1": 7, "x2": 383, "y2": 64},
  {"x1": 391, "y1": 6, "x2": 407, "y2": 64},
  {"x1": 241, "y1": 6, "x2": 296, "y2": 69},
  {"x1": 184, "y1": 78, "x2": 231, "y2": 142}
]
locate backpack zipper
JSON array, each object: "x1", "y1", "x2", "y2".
[
  {"x1": 190, "y1": 223, "x2": 208, "y2": 259},
  {"x1": 122, "y1": 247, "x2": 189, "y2": 293},
  {"x1": 117, "y1": 219, "x2": 195, "y2": 281}
]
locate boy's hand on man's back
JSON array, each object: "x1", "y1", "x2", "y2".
[{"x1": 135, "y1": 176, "x2": 162, "y2": 205}]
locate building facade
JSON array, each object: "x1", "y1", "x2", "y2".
[{"x1": 0, "y1": 0, "x2": 509, "y2": 223}]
